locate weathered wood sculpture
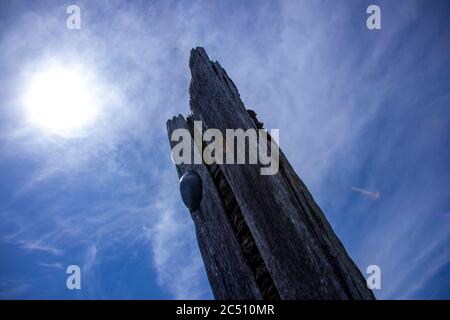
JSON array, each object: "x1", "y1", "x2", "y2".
[{"x1": 166, "y1": 47, "x2": 375, "y2": 300}]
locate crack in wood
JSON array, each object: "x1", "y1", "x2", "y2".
[{"x1": 186, "y1": 116, "x2": 280, "y2": 300}]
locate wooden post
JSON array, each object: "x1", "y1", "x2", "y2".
[{"x1": 166, "y1": 47, "x2": 375, "y2": 300}]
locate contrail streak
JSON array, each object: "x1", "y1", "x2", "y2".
[{"x1": 351, "y1": 186, "x2": 380, "y2": 200}]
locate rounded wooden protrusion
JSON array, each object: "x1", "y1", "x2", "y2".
[{"x1": 179, "y1": 170, "x2": 203, "y2": 210}]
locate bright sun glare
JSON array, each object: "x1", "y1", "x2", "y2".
[{"x1": 23, "y1": 63, "x2": 100, "y2": 138}]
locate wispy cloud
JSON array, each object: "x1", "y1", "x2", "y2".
[
  {"x1": 351, "y1": 186, "x2": 380, "y2": 200},
  {"x1": 37, "y1": 262, "x2": 63, "y2": 269},
  {"x1": 0, "y1": 279, "x2": 32, "y2": 299},
  {"x1": 18, "y1": 240, "x2": 63, "y2": 256}
]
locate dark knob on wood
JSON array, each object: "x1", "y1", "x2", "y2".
[{"x1": 179, "y1": 170, "x2": 202, "y2": 210}]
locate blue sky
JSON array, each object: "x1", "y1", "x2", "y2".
[{"x1": 0, "y1": 0, "x2": 449, "y2": 299}]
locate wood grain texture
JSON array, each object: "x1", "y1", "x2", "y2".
[
  {"x1": 166, "y1": 47, "x2": 375, "y2": 300},
  {"x1": 167, "y1": 115, "x2": 262, "y2": 300}
]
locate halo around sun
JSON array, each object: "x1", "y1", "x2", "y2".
[{"x1": 23, "y1": 63, "x2": 101, "y2": 138}]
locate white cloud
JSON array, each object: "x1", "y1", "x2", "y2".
[
  {"x1": 37, "y1": 262, "x2": 63, "y2": 269},
  {"x1": 18, "y1": 240, "x2": 63, "y2": 256}
]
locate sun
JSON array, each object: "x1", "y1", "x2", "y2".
[{"x1": 23, "y1": 63, "x2": 100, "y2": 138}]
